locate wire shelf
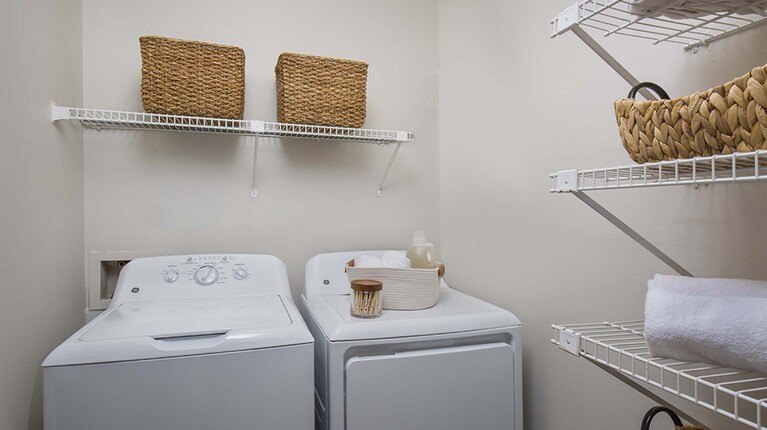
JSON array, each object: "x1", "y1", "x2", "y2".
[
  {"x1": 552, "y1": 321, "x2": 767, "y2": 429},
  {"x1": 551, "y1": 0, "x2": 767, "y2": 50},
  {"x1": 550, "y1": 150, "x2": 767, "y2": 192},
  {"x1": 253, "y1": 121, "x2": 413, "y2": 143},
  {"x1": 51, "y1": 105, "x2": 413, "y2": 144}
]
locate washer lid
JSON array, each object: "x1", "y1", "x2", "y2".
[
  {"x1": 43, "y1": 296, "x2": 313, "y2": 367},
  {"x1": 81, "y1": 296, "x2": 290, "y2": 341},
  {"x1": 303, "y1": 287, "x2": 521, "y2": 342}
]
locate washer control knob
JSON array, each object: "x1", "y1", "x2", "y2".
[
  {"x1": 194, "y1": 265, "x2": 219, "y2": 286},
  {"x1": 233, "y1": 268, "x2": 248, "y2": 280},
  {"x1": 164, "y1": 270, "x2": 179, "y2": 283}
]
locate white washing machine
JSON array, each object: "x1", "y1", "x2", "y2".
[
  {"x1": 43, "y1": 254, "x2": 314, "y2": 430},
  {"x1": 301, "y1": 251, "x2": 523, "y2": 430}
]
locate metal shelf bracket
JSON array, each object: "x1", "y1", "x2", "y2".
[
  {"x1": 570, "y1": 26, "x2": 656, "y2": 100},
  {"x1": 554, "y1": 2, "x2": 581, "y2": 34},
  {"x1": 51, "y1": 102, "x2": 71, "y2": 123},
  {"x1": 555, "y1": 169, "x2": 579, "y2": 192},
  {"x1": 250, "y1": 135, "x2": 259, "y2": 198},
  {"x1": 377, "y1": 141, "x2": 402, "y2": 198},
  {"x1": 571, "y1": 191, "x2": 694, "y2": 276}
]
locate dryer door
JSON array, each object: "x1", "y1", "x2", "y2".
[{"x1": 344, "y1": 343, "x2": 516, "y2": 430}]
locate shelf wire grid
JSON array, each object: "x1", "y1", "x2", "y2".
[
  {"x1": 552, "y1": 321, "x2": 767, "y2": 429},
  {"x1": 55, "y1": 106, "x2": 413, "y2": 144},
  {"x1": 254, "y1": 121, "x2": 413, "y2": 143},
  {"x1": 550, "y1": 150, "x2": 767, "y2": 192},
  {"x1": 551, "y1": 0, "x2": 767, "y2": 50},
  {"x1": 63, "y1": 107, "x2": 254, "y2": 135}
]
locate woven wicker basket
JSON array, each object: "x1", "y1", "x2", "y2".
[
  {"x1": 615, "y1": 64, "x2": 767, "y2": 163},
  {"x1": 345, "y1": 260, "x2": 445, "y2": 311},
  {"x1": 275, "y1": 52, "x2": 368, "y2": 128},
  {"x1": 140, "y1": 36, "x2": 245, "y2": 119}
]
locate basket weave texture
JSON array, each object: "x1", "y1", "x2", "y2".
[
  {"x1": 140, "y1": 36, "x2": 245, "y2": 119},
  {"x1": 615, "y1": 64, "x2": 767, "y2": 163},
  {"x1": 345, "y1": 260, "x2": 444, "y2": 311},
  {"x1": 275, "y1": 53, "x2": 368, "y2": 128}
]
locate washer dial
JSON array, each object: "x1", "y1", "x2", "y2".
[
  {"x1": 164, "y1": 270, "x2": 179, "y2": 283},
  {"x1": 233, "y1": 268, "x2": 248, "y2": 280},
  {"x1": 194, "y1": 265, "x2": 219, "y2": 286}
]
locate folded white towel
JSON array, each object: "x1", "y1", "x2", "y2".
[
  {"x1": 354, "y1": 255, "x2": 382, "y2": 268},
  {"x1": 645, "y1": 275, "x2": 767, "y2": 375},
  {"x1": 651, "y1": 274, "x2": 767, "y2": 297},
  {"x1": 354, "y1": 252, "x2": 412, "y2": 269},
  {"x1": 380, "y1": 251, "x2": 412, "y2": 269}
]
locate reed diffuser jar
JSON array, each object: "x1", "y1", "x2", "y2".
[{"x1": 350, "y1": 279, "x2": 383, "y2": 318}]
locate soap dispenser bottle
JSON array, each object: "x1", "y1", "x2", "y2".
[{"x1": 406, "y1": 230, "x2": 435, "y2": 269}]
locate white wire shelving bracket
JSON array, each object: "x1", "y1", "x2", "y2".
[
  {"x1": 552, "y1": 0, "x2": 767, "y2": 51},
  {"x1": 551, "y1": 151, "x2": 767, "y2": 192},
  {"x1": 550, "y1": 1, "x2": 767, "y2": 99},
  {"x1": 51, "y1": 104, "x2": 414, "y2": 198},
  {"x1": 549, "y1": 150, "x2": 767, "y2": 277},
  {"x1": 552, "y1": 321, "x2": 767, "y2": 430},
  {"x1": 548, "y1": 3, "x2": 767, "y2": 426}
]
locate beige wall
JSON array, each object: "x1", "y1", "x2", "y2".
[
  {"x1": 438, "y1": 1, "x2": 767, "y2": 429},
  {"x1": 82, "y1": 0, "x2": 439, "y2": 299},
  {"x1": 4, "y1": 1, "x2": 766, "y2": 428},
  {"x1": 0, "y1": 0, "x2": 84, "y2": 429}
]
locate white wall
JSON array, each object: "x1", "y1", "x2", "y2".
[
  {"x1": 438, "y1": 1, "x2": 767, "y2": 429},
  {"x1": 81, "y1": 0, "x2": 439, "y2": 299},
  {"x1": 0, "y1": 0, "x2": 84, "y2": 429}
]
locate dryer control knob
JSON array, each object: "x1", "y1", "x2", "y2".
[
  {"x1": 194, "y1": 265, "x2": 219, "y2": 286},
  {"x1": 233, "y1": 268, "x2": 248, "y2": 280},
  {"x1": 164, "y1": 270, "x2": 179, "y2": 283}
]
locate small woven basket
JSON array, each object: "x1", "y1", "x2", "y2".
[
  {"x1": 275, "y1": 53, "x2": 368, "y2": 128},
  {"x1": 345, "y1": 260, "x2": 445, "y2": 311},
  {"x1": 615, "y1": 63, "x2": 767, "y2": 163},
  {"x1": 140, "y1": 36, "x2": 245, "y2": 119}
]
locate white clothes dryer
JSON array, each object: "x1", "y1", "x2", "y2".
[
  {"x1": 301, "y1": 251, "x2": 523, "y2": 430},
  {"x1": 43, "y1": 254, "x2": 314, "y2": 430}
]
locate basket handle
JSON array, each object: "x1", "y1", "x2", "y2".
[
  {"x1": 628, "y1": 82, "x2": 671, "y2": 100},
  {"x1": 641, "y1": 406, "x2": 684, "y2": 430}
]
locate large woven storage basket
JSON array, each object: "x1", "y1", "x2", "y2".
[
  {"x1": 275, "y1": 53, "x2": 368, "y2": 128},
  {"x1": 140, "y1": 36, "x2": 245, "y2": 119},
  {"x1": 615, "y1": 64, "x2": 767, "y2": 163},
  {"x1": 346, "y1": 260, "x2": 445, "y2": 311}
]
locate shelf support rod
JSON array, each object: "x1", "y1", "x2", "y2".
[
  {"x1": 572, "y1": 191, "x2": 693, "y2": 276},
  {"x1": 570, "y1": 26, "x2": 656, "y2": 100},
  {"x1": 377, "y1": 141, "x2": 402, "y2": 198},
  {"x1": 250, "y1": 135, "x2": 259, "y2": 198}
]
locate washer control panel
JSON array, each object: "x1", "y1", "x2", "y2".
[
  {"x1": 160, "y1": 255, "x2": 252, "y2": 287},
  {"x1": 111, "y1": 254, "x2": 288, "y2": 303}
]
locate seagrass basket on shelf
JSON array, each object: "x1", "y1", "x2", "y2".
[
  {"x1": 139, "y1": 36, "x2": 246, "y2": 119},
  {"x1": 275, "y1": 52, "x2": 368, "y2": 128},
  {"x1": 615, "y1": 63, "x2": 767, "y2": 163}
]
